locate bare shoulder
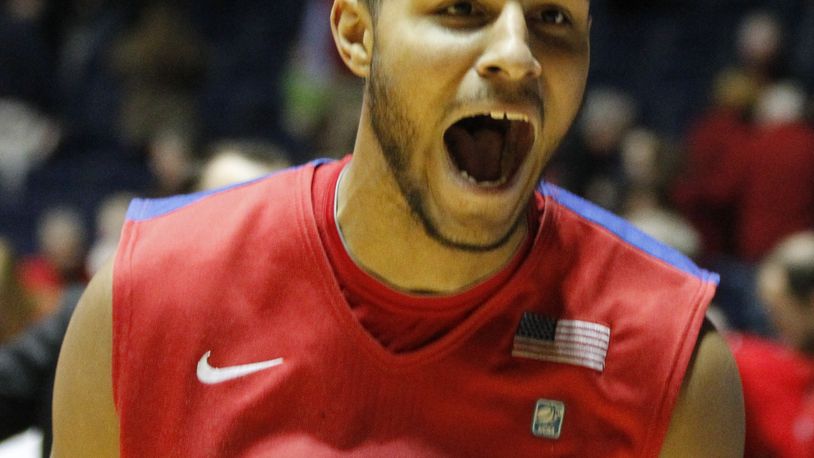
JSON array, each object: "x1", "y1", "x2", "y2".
[
  {"x1": 52, "y1": 259, "x2": 120, "y2": 457},
  {"x1": 659, "y1": 320, "x2": 744, "y2": 457}
]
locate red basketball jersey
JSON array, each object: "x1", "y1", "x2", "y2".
[{"x1": 113, "y1": 159, "x2": 717, "y2": 457}]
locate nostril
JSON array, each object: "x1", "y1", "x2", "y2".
[{"x1": 478, "y1": 52, "x2": 541, "y2": 80}]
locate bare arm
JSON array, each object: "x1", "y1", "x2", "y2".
[
  {"x1": 660, "y1": 321, "x2": 744, "y2": 457},
  {"x1": 52, "y1": 260, "x2": 119, "y2": 457}
]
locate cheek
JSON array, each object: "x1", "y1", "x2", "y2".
[
  {"x1": 557, "y1": 58, "x2": 590, "y2": 107},
  {"x1": 771, "y1": 303, "x2": 804, "y2": 335},
  {"x1": 540, "y1": 70, "x2": 587, "y2": 137},
  {"x1": 536, "y1": 46, "x2": 590, "y2": 119},
  {"x1": 387, "y1": 22, "x2": 478, "y2": 93}
]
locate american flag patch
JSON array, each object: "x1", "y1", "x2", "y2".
[{"x1": 512, "y1": 312, "x2": 611, "y2": 372}]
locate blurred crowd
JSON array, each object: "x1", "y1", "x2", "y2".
[
  {"x1": 549, "y1": 6, "x2": 814, "y2": 337},
  {"x1": 1, "y1": 0, "x2": 814, "y2": 457}
]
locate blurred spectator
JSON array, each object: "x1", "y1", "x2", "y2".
[
  {"x1": 546, "y1": 86, "x2": 637, "y2": 212},
  {"x1": 626, "y1": 207, "x2": 701, "y2": 262},
  {"x1": 674, "y1": 79, "x2": 814, "y2": 335},
  {"x1": 672, "y1": 68, "x2": 758, "y2": 261},
  {"x1": 620, "y1": 129, "x2": 663, "y2": 195},
  {"x1": 735, "y1": 10, "x2": 789, "y2": 87},
  {"x1": 735, "y1": 81, "x2": 814, "y2": 263},
  {"x1": 729, "y1": 231, "x2": 814, "y2": 458},
  {"x1": 0, "y1": 100, "x2": 61, "y2": 203},
  {"x1": 18, "y1": 207, "x2": 88, "y2": 319},
  {"x1": 196, "y1": 139, "x2": 291, "y2": 191},
  {"x1": 85, "y1": 192, "x2": 133, "y2": 276},
  {"x1": 146, "y1": 128, "x2": 198, "y2": 197},
  {"x1": 0, "y1": 239, "x2": 35, "y2": 344},
  {"x1": 619, "y1": 128, "x2": 682, "y2": 215}
]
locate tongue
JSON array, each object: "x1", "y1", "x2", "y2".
[{"x1": 445, "y1": 125, "x2": 505, "y2": 182}]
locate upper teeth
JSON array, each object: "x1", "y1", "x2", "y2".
[{"x1": 488, "y1": 111, "x2": 528, "y2": 122}]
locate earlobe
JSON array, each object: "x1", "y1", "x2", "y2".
[{"x1": 331, "y1": 0, "x2": 373, "y2": 78}]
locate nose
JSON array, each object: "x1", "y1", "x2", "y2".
[{"x1": 476, "y1": 5, "x2": 542, "y2": 82}]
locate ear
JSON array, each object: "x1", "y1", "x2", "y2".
[{"x1": 331, "y1": 0, "x2": 374, "y2": 78}]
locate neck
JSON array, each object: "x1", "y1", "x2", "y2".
[{"x1": 335, "y1": 112, "x2": 529, "y2": 294}]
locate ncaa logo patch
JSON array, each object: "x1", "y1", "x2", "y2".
[{"x1": 531, "y1": 399, "x2": 565, "y2": 440}]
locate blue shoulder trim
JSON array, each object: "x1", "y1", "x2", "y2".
[
  {"x1": 126, "y1": 159, "x2": 334, "y2": 222},
  {"x1": 538, "y1": 182, "x2": 719, "y2": 284},
  {"x1": 126, "y1": 190, "x2": 218, "y2": 222}
]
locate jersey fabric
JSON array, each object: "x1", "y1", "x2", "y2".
[
  {"x1": 113, "y1": 158, "x2": 717, "y2": 457},
  {"x1": 312, "y1": 159, "x2": 538, "y2": 354},
  {"x1": 728, "y1": 333, "x2": 814, "y2": 458}
]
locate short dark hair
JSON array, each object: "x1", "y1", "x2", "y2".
[{"x1": 765, "y1": 231, "x2": 814, "y2": 303}]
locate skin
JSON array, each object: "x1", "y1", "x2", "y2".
[
  {"x1": 52, "y1": 1, "x2": 744, "y2": 455},
  {"x1": 336, "y1": 0, "x2": 590, "y2": 292},
  {"x1": 52, "y1": 260, "x2": 119, "y2": 457},
  {"x1": 659, "y1": 321, "x2": 744, "y2": 457},
  {"x1": 758, "y1": 263, "x2": 814, "y2": 354}
]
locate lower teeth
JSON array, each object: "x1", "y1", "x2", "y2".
[{"x1": 460, "y1": 169, "x2": 507, "y2": 187}]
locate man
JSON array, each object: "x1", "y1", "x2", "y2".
[
  {"x1": 731, "y1": 231, "x2": 814, "y2": 457},
  {"x1": 52, "y1": 1, "x2": 744, "y2": 456}
]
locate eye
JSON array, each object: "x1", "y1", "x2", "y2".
[
  {"x1": 437, "y1": 1, "x2": 488, "y2": 28},
  {"x1": 535, "y1": 8, "x2": 572, "y2": 26},
  {"x1": 443, "y1": 2, "x2": 479, "y2": 16}
]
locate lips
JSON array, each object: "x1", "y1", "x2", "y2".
[{"x1": 443, "y1": 112, "x2": 534, "y2": 187}]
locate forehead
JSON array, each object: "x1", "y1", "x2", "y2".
[
  {"x1": 376, "y1": 0, "x2": 590, "y2": 11},
  {"x1": 371, "y1": 0, "x2": 591, "y2": 27}
]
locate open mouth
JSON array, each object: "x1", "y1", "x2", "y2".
[{"x1": 443, "y1": 112, "x2": 534, "y2": 187}]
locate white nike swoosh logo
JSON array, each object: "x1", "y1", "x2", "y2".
[{"x1": 196, "y1": 351, "x2": 284, "y2": 385}]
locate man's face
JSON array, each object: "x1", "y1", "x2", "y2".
[
  {"x1": 366, "y1": 0, "x2": 590, "y2": 250},
  {"x1": 759, "y1": 265, "x2": 814, "y2": 350}
]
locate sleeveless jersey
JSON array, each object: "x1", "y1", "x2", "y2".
[{"x1": 113, "y1": 159, "x2": 717, "y2": 457}]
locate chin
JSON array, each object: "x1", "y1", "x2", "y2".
[{"x1": 419, "y1": 192, "x2": 530, "y2": 252}]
